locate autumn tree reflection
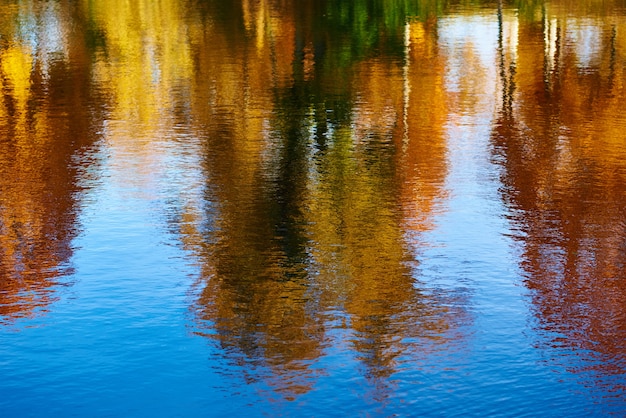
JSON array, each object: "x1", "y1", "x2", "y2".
[
  {"x1": 399, "y1": 18, "x2": 449, "y2": 238},
  {"x1": 178, "y1": 0, "x2": 466, "y2": 402},
  {"x1": 328, "y1": 16, "x2": 460, "y2": 398},
  {"x1": 179, "y1": 0, "x2": 324, "y2": 399},
  {"x1": 0, "y1": 2, "x2": 101, "y2": 323},
  {"x1": 492, "y1": 2, "x2": 626, "y2": 395}
]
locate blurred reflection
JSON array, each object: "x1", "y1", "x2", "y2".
[
  {"x1": 173, "y1": 0, "x2": 466, "y2": 402},
  {"x1": 492, "y1": 2, "x2": 626, "y2": 395},
  {"x1": 399, "y1": 18, "x2": 449, "y2": 235},
  {"x1": 0, "y1": 2, "x2": 101, "y2": 323},
  {"x1": 1, "y1": 0, "x2": 625, "y2": 412},
  {"x1": 335, "y1": 17, "x2": 459, "y2": 397},
  {"x1": 85, "y1": 0, "x2": 196, "y2": 194},
  {"x1": 181, "y1": 0, "x2": 323, "y2": 399}
]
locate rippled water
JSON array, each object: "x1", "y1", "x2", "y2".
[{"x1": 1, "y1": 0, "x2": 626, "y2": 416}]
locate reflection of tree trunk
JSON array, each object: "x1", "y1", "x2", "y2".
[
  {"x1": 497, "y1": 0, "x2": 515, "y2": 117},
  {"x1": 542, "y1": 12, "x2": 562, "y2": 95},
  {"x1": 403, "y1": 21, "x2": 411, "y2": 149},
  {"x1": 608, "y1": 25, "x2": 617, "y2": 89}
]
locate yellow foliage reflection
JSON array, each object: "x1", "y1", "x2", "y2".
[
  {"x1": 400, "y1": 19, "x2": 449, "y2": 234},
  {"x1": 177, "y1": 1, "x2": 465, "y2": 401}
]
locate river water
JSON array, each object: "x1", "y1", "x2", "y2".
[{"x1": 1, "y1": 0, "x2": 625, "y2": 416}]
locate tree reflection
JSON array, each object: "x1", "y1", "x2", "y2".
[
  {"x1": 331, "y1": 17, "x2": 458, "y2": 397},
  {"x1": 176, "y1": 0, "x2": 467, "y2": 403},
  {"x1": 492, "y1": 2, "x2": 626, "y2": 397},
  {"x1": 179, "y1": 0, "x2": 324, "y2": 399},
  {"x1": 2, "y1": 0, "x2": 625, "y2": 410},
  {"x1": 0, "y1": 2, "x2": 101, "y2": 323}
]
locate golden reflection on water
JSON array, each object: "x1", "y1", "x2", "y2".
[
  {"x1": 400, "y1": 19, "x2": 449, "y2": 234},
  {"x1": 176, "y1": 2, "x2": 467, "y2": 399},
  {"x1": 1, "y1": 0, "x2": 626, "y2": 407}
]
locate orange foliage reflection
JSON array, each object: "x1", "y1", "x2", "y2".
[
  {"x1": 0, "y1": 2, "x2": 100, "y2": 323},
  {"x1": 493, "y1": 5, "x2": 626, "y2": 389}
]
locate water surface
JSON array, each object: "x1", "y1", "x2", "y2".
[{"x1": 1, "y1": 0, "x2": 626, "y2": 416}]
